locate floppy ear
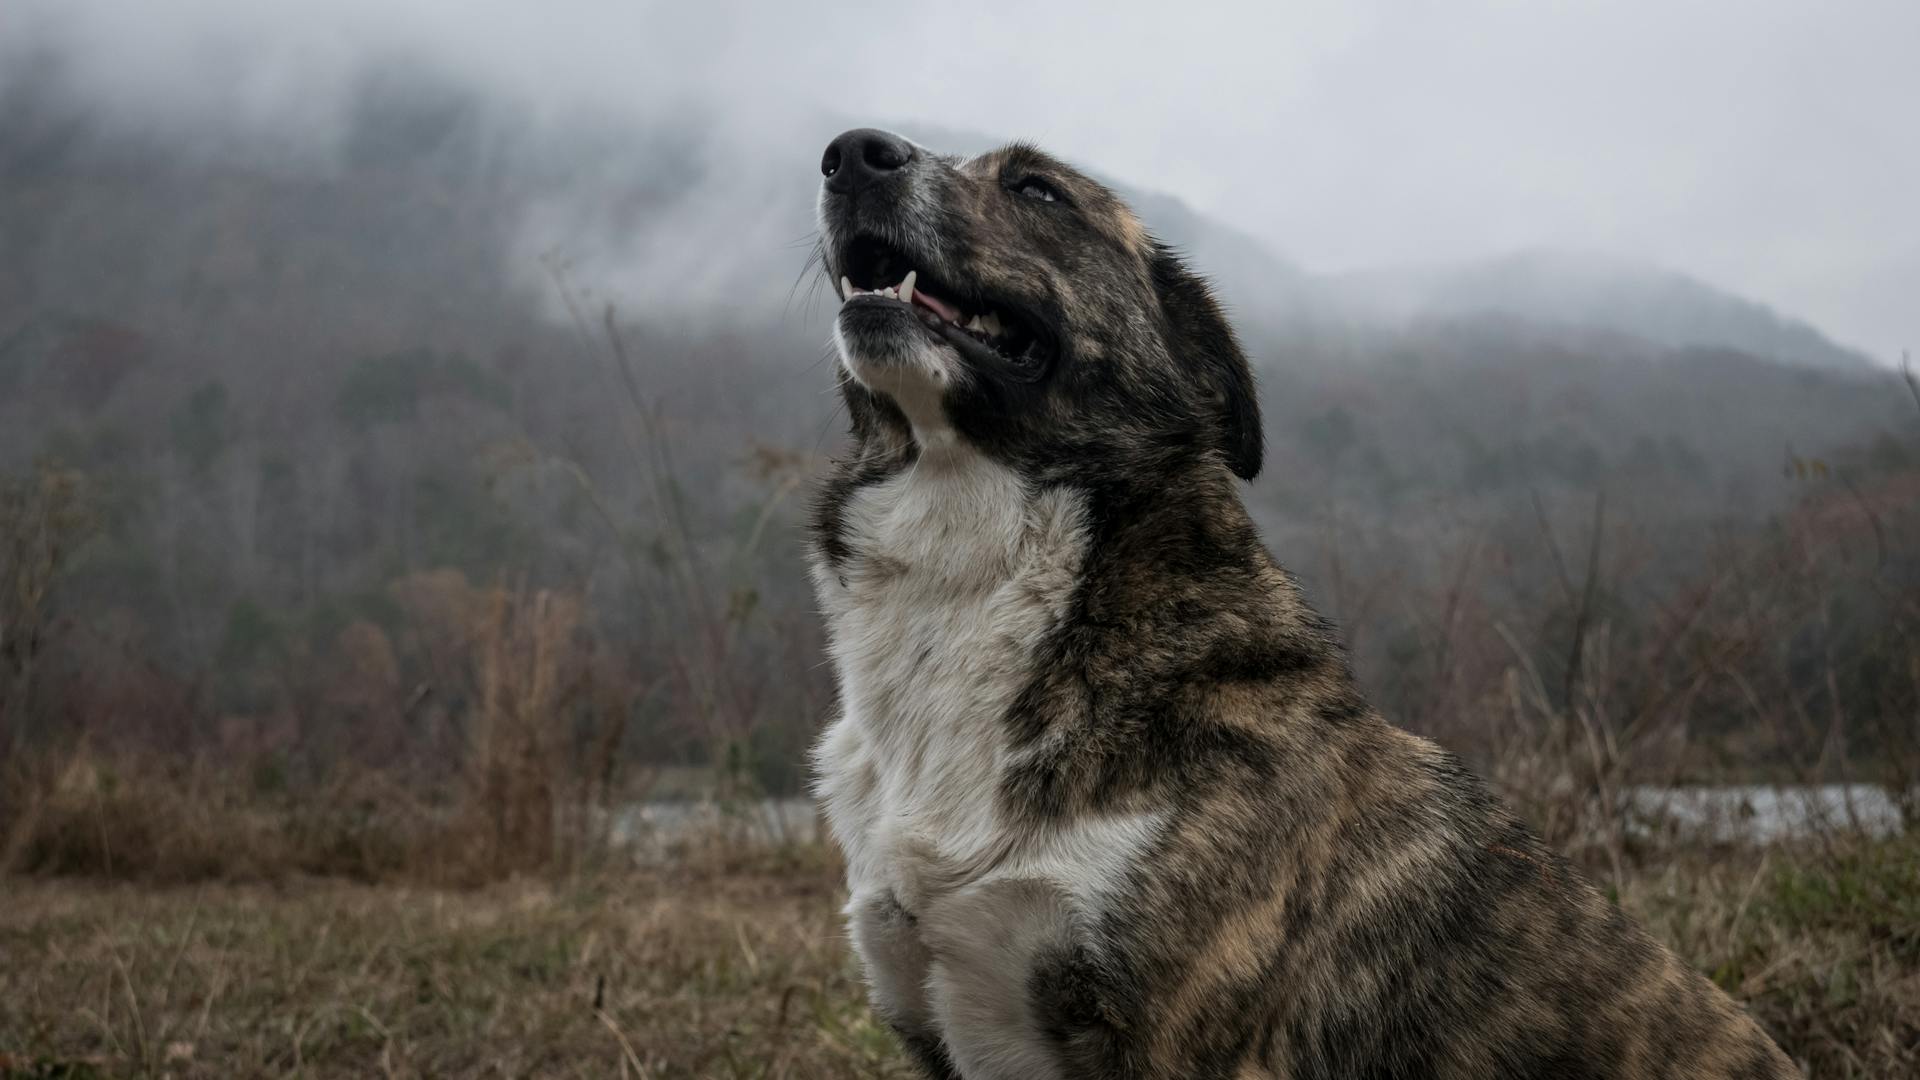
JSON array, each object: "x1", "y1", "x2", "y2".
[{"x1": 1150, "y1": 244, "x2": 1264, "y2": 480}]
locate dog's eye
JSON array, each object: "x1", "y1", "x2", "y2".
[{"x1": 1013, "y1": 177, "x2": 1060, "y2": 203}]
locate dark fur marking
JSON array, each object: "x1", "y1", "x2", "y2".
[{"x1": 896, "y1": 1029, "x2": 964, "y2": 1080}]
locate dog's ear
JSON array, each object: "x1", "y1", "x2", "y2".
[{"x1": 1150, "y1": 244, "x2": 1263, "y2": 480}]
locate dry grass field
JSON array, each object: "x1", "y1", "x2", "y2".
[
  {"x1": 0, "y1": 850, "x2": 912, "y2": 1080},
  {"x1": 2, "y1": 832, "x2": 1915, "y2": 1079}
]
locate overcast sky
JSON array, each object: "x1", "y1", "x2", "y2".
[{"x1": 13, "y1": 0, "x2": 1917, "y2": 363}]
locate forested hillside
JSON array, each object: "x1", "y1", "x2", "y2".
[{"x1": 2, "y1": 58, "x2": 1914, "y2": 801}]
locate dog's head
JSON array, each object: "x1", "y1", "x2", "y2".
[{"x1": 816, "y1": 128, "x2": 1262, "y2": 486}]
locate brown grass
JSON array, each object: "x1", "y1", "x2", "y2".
[
  {"x1": 2, "y1": 753, "x2": 441, "y2": 886},
  {"x1": 1622, "y1": 837, "x2": 1920, "y2": 1079},
  {"x1": 0, "y1": 851, "x2": 914, "y2": 1080},
  {"x1": 2, "y1": 834, "x2": 1915, "y2": 1078},
  {"x1": 0, "y1": 580, "x2": 642, "y2": 889}
]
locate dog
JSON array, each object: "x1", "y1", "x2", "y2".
[{"x1": 805, "y1": 127, "x2": 1797, "y2": 1080}]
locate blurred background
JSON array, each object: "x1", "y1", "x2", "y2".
[{"x1": 1, "y1": 2, "x2": 1915, "y2": 1076}]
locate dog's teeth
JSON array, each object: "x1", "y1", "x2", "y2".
[
  {"x1": 965, "y1": 315, "x2": 984, "y2": 333},
  {"x1": 981, "y1": 313, "x2": 1002, "y2": 337},
  {"x1": 841, "y1": 276, "x2": 854, "y2": 302},
  {"x1": 899, "y1": 271, "x2": 916, "y2": 305}
]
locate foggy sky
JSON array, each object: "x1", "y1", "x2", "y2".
[{"x1": 10, "y1": 0, "x2": 1916, "y2": 364}]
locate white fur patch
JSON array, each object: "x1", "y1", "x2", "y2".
[
  {"x1": 811, "y1": 352, "x2": 1164, "y2": 1066},
  {"x1": 831, "y1": 323, "x2": 960, "y2": 441},
  {"x1": 921, "y1": 879, "x2": 1079, "y2": 1080}
]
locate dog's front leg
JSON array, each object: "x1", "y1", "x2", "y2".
[
  {"x1": 919, "y1": 878, "x2": 1133, "y2": 1080},
  {"x1": 847, "y1": 889, "x2": 962, "y2": 1078}
]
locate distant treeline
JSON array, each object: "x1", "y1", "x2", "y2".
[{"x1": 1, "y1": 61, "x2": 1916, "y2": 825}]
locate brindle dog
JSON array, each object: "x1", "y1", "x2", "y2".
[{"x1": 807, "y1": 127, "x2": 1796, "y2": 1080}]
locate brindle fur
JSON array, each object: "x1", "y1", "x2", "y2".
[{"x1": 809, "y1": 131, "x2": 1797, "y2": 1079}]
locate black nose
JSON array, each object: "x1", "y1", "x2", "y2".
[{"x1": 821, "y1": 128, "x2": 913, "y2": 195}]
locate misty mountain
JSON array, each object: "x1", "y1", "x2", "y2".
[
  {"x1": 3, "y1": 57, "x2": 1902, "y2": 499},
  {"x1": 2, "y1": 55, "x2": 1913, "y2": 785},
  {"x1": 1324, "y1": 248, "x2": 1873, "y2": 371}
]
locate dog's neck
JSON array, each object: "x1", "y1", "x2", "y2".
[{"x1": 823, "y1": 434, "x2": 1267, "y2": 591}]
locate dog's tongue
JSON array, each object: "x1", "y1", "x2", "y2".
[{"x1": 912, "y1": 287, "x2": 963, "y2": 324}]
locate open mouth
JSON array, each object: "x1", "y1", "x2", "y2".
[{"x1": 834, "y1": 235, "x2": 1053, "y2": 380}]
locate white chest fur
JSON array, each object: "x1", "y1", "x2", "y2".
[
  {"x1": 811, "y1": 445, "x2": 1093, "y2": 898},
  {"x1": 812, "y1": 446, "x2": 1169, "y2": 1077}
]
